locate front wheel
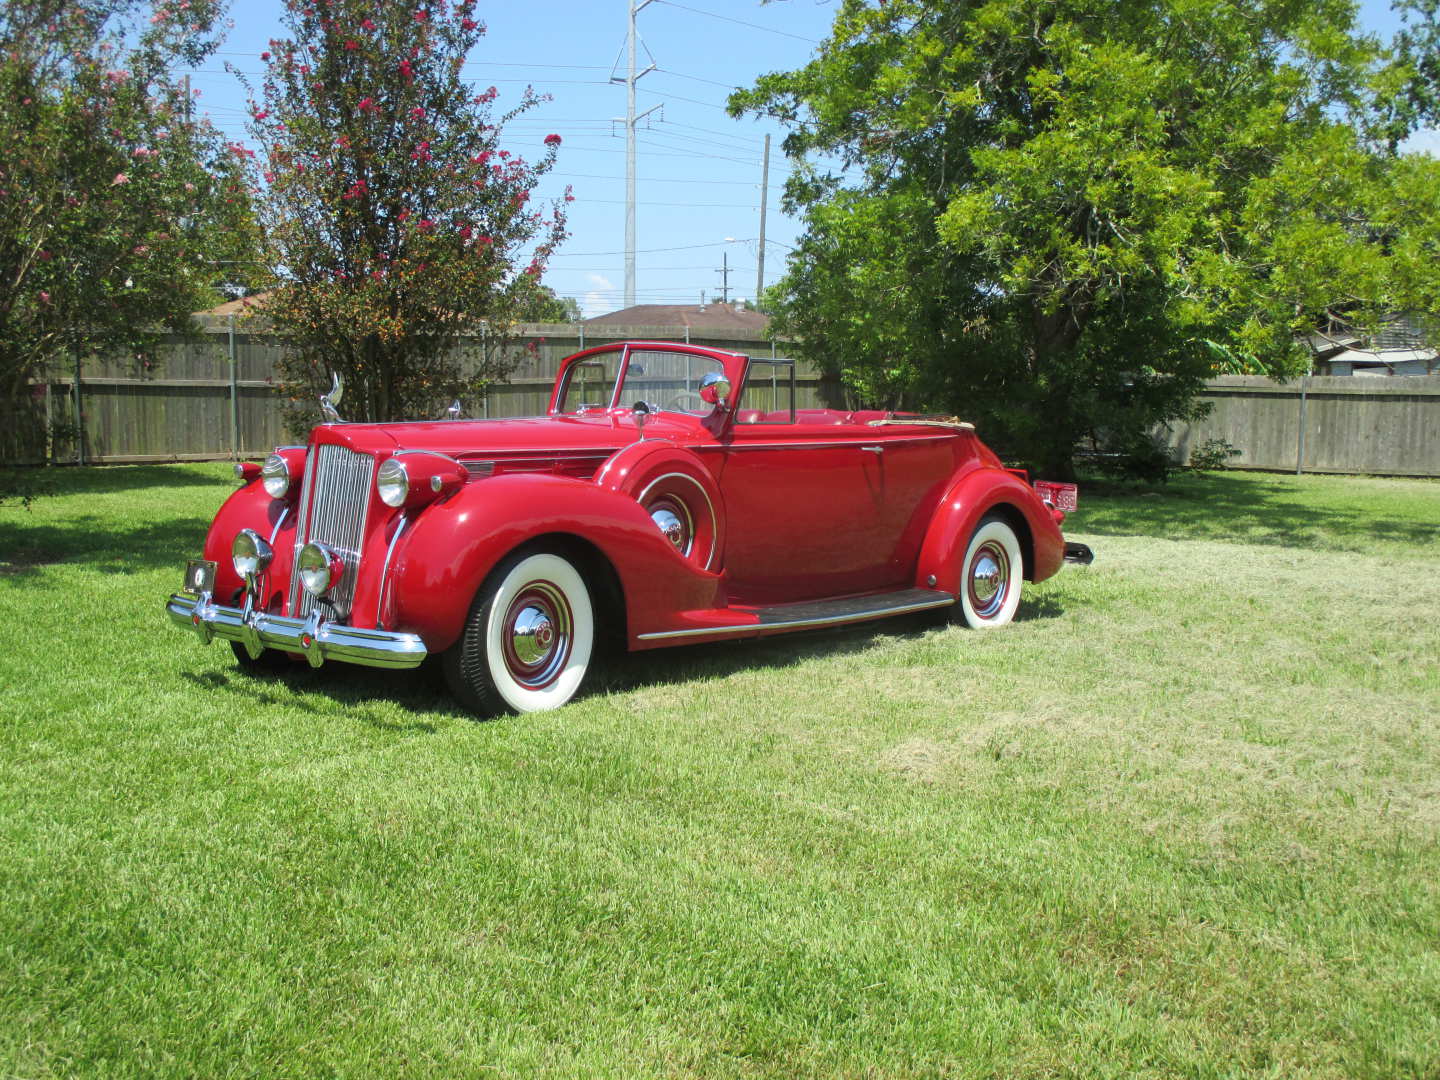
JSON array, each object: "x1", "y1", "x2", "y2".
[
  {"x1": 950, "y1": 515, "x2": 1023, "y2": 629},
  {"x1": 443, "y1": 549, "x2": 595, "y2": 717}
]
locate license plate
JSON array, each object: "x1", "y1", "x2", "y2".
[
  {"x1": 1034, "y1": 481, "x2": 1078, "y2": 513},
  {"x1": 182, "y1": 559, "x2": 217, "y2": 595}
]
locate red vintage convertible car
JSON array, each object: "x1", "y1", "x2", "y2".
[{"x1": 167, "y1": 342, "x2": 1091, "y2": 716}]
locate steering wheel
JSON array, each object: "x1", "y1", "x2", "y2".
[{"x1": 666, "y1": 391, "x2": 708, "y2": 413}]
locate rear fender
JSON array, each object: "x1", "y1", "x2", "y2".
[
  {"x1": 916, "y1": 468, "x2": 1064, "y2": 594},
  {"x1": 388, "y1": 473, "x2": 724, "y2": 653}
]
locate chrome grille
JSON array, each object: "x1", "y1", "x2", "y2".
[{"x1": 291, "y1": 444, "x2": 375, "y2": 619}]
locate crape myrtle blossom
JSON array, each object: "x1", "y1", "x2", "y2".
[
  {"x1": 237, "y1": 0, "x2": 569, "y2": 427},
  {"x1": 1, "y1": 0, "x2": 259, "y2": 428}
]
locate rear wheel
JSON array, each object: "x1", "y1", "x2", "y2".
[
  {"x1": 950, "y1": 515, "x2": 1023, "y2": 628},
  {"x1": 444, "y1": 549, "x2": 595, "y2": 717}
]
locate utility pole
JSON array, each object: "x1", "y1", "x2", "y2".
[
  {"x1": 717, "y1": 251, "x2": 731, "y2": 304},
  {"x1": 756, "y1": 133, "x2": 770, "y2": 307},
  {"x1": 613, "y1": 0, "x2": 658, "y2": 309}
]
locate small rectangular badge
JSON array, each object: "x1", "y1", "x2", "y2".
[
  {"x1": 1034, "y1": 481, "x2": 1078, "y2": 513},
  {"x1": 182, "y1": 559, "x2": 217, "y2": 596}
]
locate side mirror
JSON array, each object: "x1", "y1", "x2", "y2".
[
  {"x1": 631, "y1": 399, "x2": 650, "y2": 441},
  {"x1": 698, "y1": 371, "x2": 731, "y2": 409}
]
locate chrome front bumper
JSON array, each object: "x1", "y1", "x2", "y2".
[{"x1": 166, "y1": 593, "x2": 428, "y2": 670}]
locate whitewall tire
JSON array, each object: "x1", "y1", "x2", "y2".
[
  {"x1": 953, "y1": 516, "x2": 1023, "y2": 629},
  {"x1": 445, "y1": 550, "x2": 595, "y2": 716}
]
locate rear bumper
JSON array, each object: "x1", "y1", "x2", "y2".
[{"x1": 166, "y1": 593, "x2": 428, "y2": 670}]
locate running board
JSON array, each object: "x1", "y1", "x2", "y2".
[
  {"x1": 1064, "y1": 542, "x2": 1094, "y2": 565},
  {"x1": 636, "y1": 588, "x2": 956, "y2": 642}
]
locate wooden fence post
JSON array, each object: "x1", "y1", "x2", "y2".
[
  {"x1": 228, "y1": 314, "x2": 240, "y2": 459},
  {"x1": 1295, "y1": 372, "x2": 1310, "y2": 476},
  {"x1": 73, "y1": 348, "x2": 84, "y2": 466}
]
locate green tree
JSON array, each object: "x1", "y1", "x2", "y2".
[
  {"x1": 242, "y1": 0, "x2": 569, "y2": 427},
  {"x1": 734, "y1": 0, "x2": 1440, "y2": 477},
  {"x1": 0, "y1": 0, "x2": 259, "y2": 468},
  {"x1": 521, "y1": 287, "x2": 583, "y2": 324}
]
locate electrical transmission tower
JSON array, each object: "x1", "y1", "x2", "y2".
[{"x1": 612, "y1": 1, "x2": 659, "y2": 309}]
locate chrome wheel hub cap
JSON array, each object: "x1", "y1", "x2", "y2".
[
  {"x1": 651, "y1": 507, "x2": 684, "y2": 548},
  {"x1": 968, "y1": 541, "x2": 1010, "y2": 618},
  {"x1": 511, "y1": 605, "x2": 556, "y2": 666},
  {"x1": 501, "y1": 584, "x2": 572, "y2": 689},
  {"x1": 648, "y1": 496, "x2": 693, "y2": 557},
  {"x1": 971, "y1": 553, "x2": 1002, "y2": 606}
]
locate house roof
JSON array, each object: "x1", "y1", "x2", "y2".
[
  {"x1": 198, "y1": 292, "x2": 272, "y2": 316},
  {"x1": 584, "y1": 302, "x2": 769, "y2": 334}
]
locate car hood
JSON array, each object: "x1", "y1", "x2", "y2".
[{"x1": 307, "y1": 411, "x2": 707, "y2": 458}]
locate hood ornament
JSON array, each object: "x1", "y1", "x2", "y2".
[
  {"x1": 446, "y1": 399, "x2": 463, "y2": 421},
  {"x1": 319, "y1": 371, "x2": 344, "y2": 422}
]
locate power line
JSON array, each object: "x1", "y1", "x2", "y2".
[
  {"x1": 652, "y1": 0, "x2": 822, "y2": 44},
  {"x1": 549, "y1": 240, "x2": 740, "y2": 257}
]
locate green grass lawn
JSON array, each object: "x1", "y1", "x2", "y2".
[{"x1": 1, "y1": 464, "x2": 1437, "y2": 1078}]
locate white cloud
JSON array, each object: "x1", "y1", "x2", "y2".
[{"x1": 582, "y1": 274, "x2": 615, "y2": 319}]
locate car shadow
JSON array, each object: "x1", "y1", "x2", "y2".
[
  {"x1": 174, "y1": 591, "x2": 1069, "y2": 723},
  {"x1": 179, "y1": 661, "x2": 462, "y2": 731},
  {"x1": 590, "y1": 598, "x2": 1063, "y2": 700}
]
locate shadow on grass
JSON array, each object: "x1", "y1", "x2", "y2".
[
  {"x1": 2, "y1": 462, "x2": 228, "y2": 498},
  {"x1": 180, "y1": 663, "x2": 460, "y2": 730},
  {"x1": 590, "y1": 597, "x2": 1062, "y2": 700},
  {"x1": 174, "y1": 593, "x2": 1067, "y2": 720},
  {"x1": 1076, "y1": 471, "x2": 1440, "y2": 552},
  {"x1": 0, "y1": 516, "x2": 212, "y2": 579}
]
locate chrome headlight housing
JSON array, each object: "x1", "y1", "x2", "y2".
[
  {"x1": 297, "y1": 541, "x2": 344, "y2": 597},
  {"x1": 261, "y1": 453, "x2": 293, "y2": 498},
  {"x1": 376, "y1": 457, "x2": 409, "y2": 508},
  {"x1": 231, "y1": 528, "x2": 274, "y2": 581}
]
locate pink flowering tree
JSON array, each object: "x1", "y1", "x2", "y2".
[
  {"x1": 0, "y1": 0, "x2": 260, "y2": 467},
  {"x1": 240, "y1": 0, "x2": 569, "y2": 426}
]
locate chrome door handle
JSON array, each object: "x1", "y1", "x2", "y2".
[{"x1": 860, "y1": 445, "x2": 884, "y2": 453}]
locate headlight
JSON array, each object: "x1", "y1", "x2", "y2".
[
  {"x1": 376, "y1": 457, "x2": 409, "y2": 508},
  {"x1": 297, "y1": 541, "x2": 344, "y2": 597},
  {"x1": 376, "y1": 453, "x2": 465, "y2": 509},
  {"x1": 231, "y1": 528, "x2": 274, "y2": 580},
  {"x1": 262, "y1": 453, "x2": 292, "y2": 498}
]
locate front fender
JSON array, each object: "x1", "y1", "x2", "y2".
[
  {"x1": 915, "y1": 467, "x2": 1064, "y2": 595},
  {"x1": 201, "y1": 480, "x2": 298, "y2": 609},
  {"x1": 388, "y1": 473, "x2": 724, "y2": 653}
]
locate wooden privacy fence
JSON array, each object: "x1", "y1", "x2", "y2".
[
  {"x1": 8, "y1": 338, "x2": 1439, "y2": 477},
  {"x1": 1160, "y1": 375, "x2": 1440, "y2": 477},
  {"x1": 4, "y1": 319, "x2": 832, "y2": 466}
]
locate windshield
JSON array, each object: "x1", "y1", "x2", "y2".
[
  {"x1": 555, "y1": 354, "x2": 622, "y2": 413},
  {"x1": 556, "y1": 348, "x2": 728, "y2": 415},
  {"x1": 617, "y1": 348, "x2": 727, "y2": 414}
]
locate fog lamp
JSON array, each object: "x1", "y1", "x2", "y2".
[
  {"x1": 231, "y1": 529, "x2": 273, "y2": 583},
  {"x1": 297, "y1": 541, "x2": 344, "y2": 597}
]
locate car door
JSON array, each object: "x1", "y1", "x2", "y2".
[{"x1": 710, "y1": 360, "x2": 901, "y2": 604}]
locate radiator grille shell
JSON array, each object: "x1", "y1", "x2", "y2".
[{"x1": 290, "y1": 444, "x2": 375, "y2": 620}]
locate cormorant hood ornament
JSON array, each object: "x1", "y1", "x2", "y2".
[{"x1": 319, "y1": 372, "x2": 344, "y2": 422}]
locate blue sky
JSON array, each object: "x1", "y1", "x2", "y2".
[{"x1": 187, "y1": 0, "x2": 1431, "y2": 318}]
